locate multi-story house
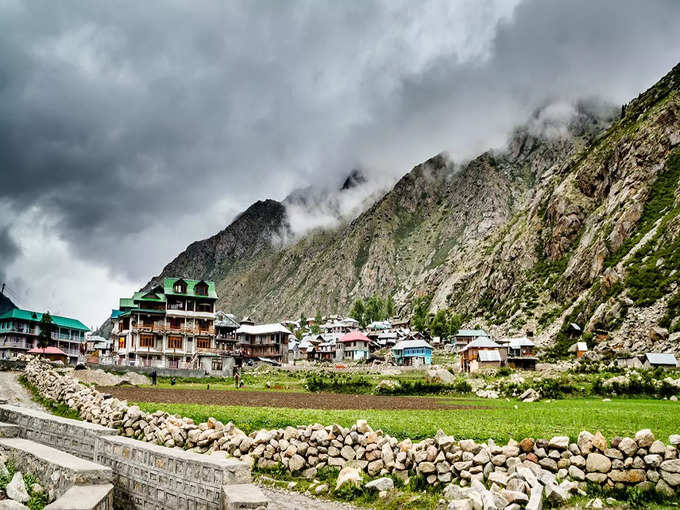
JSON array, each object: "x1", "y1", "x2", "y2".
[
  {"x1": 111, "y1": 278, "x2": 220, "y2": 370},
  {"x1": 337, "y1": 330, "x2": 371, "y2": 361},
  {"x1": 235, "y1": 323, "x2": 291, "y2": 364},
  {"x1": 0, "y1": 308, "x2": 89, "y2": 364},
  {"x1": 214, "y1": 311, "x2": 241, "y2": 356}
]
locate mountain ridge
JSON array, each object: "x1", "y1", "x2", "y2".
[{"x1": 109, "y1": 62, "x2": 680, "y2": 356}]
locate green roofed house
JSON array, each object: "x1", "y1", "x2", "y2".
[
  {"x1": 110, "y1": 278, "x2": 235, "y2": 374},
  {"x1": 0, "y1": 308, "x2": 89, "y2": 364}
]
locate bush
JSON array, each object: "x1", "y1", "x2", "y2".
[{"x1": 304, "y1": 373, "x2": 373, "y2": 394}]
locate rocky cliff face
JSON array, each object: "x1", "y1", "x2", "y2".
[
  {"x1": 145, "y1": 199, "x2": 290, "y2": 290},
  {"x1": 132, "y1": 63, "x2": 680, "y2": 355}
]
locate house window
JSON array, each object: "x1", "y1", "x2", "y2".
[
  {"x1": 168, "y1": 336, "x2": 182, "y2": 349},
  {"x1": 197, "y1": 337, "x2": 211, "y2": 349},
  {"x1": 195, "y1": 283, "x2": 208, "y2": 296},
  {"x1": 118, "y1": 337, "x2": 126, "y2": 349},
  {"x1": 139, "y1": 335, "x2": 154, "y2": 348}
]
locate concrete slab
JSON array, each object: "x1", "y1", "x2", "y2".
[
  {"x1": 45, "y1": 484, "x2": 113, "y2": 510},
  {"x1": 222, "y1": 483, "x2": 269, "y2": 509},
  {"x1": 0, "y1": 438, "x2": 111, "y2": 474}
]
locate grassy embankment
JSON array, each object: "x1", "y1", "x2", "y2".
[{"x1": 135, "y1": 397, "x2": 680, "y2": 443}]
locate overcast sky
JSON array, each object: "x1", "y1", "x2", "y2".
[{"x1": 1, "y1": 0, "x2": 679, "y2": 328}]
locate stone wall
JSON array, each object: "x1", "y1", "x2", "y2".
[
  {"x1": 0, "y1": 437, "x2": 113, "y2": 502},
  {"x1": 18, "y1": 356, "x2": 680, "y2": 508},
  {"x1": 0, "y1": 404, "x2": 118, "y2": 461},
  {"x1": 0, "y1": 403, "x2": 258, "y2": 509}
]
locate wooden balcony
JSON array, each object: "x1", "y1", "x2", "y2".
[{"x1": 133, "y1": 324, "x2": 215, "y2": 335}]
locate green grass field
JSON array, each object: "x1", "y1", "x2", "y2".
[{"x1": 135, "y1": 396, "x2": 680, "y2": 442}]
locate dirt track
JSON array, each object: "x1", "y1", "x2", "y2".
[{"x1": 100, "y1": 387, "x2": 487, "y2": 411}]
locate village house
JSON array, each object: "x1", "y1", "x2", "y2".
[
  {"x1": 453, "y1": 329, "x2": 489, "y2": 352},
  {"x1": 569, "y1": 341, "x2": 589, "y2": 358},
  {"x1": 214, "y1": 311, "x2": 241, "y2": 356},
  {"x1": 338, "y1": 330, "x2": 371, "y2": 361},
  {"x1": 235, "y1": 322, "x2": 291, "y2": 364},
  {"x1": 392, "y1": 339, "x2": 433, "y2": 366},
  {"x1": 110, "y1": 278, "x2": 221, "y2": 371},
  {"x1": 321, "y1": 317, "x2": 360, "y2": 334},
  {"x1": 0, "y1": 308, "x2": 89, "y2": 364},
  {"x1": 643, "y1": 352, "x2": 678, "y2": 369},
  {"x1": 498, "y1": 337, "x2": 537, "y2": 370},
  {"x1": 377, "y1": 331, "x2": 398, "y2": 347},
  {"x1": 459, "y1": 336, "x2": 506, "y2": 373},
  {"x1": 86, "y1": 335, "x2": 113, "y2": 363}
]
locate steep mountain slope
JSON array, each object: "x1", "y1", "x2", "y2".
[
  {"x1": 145, "y1": 199, "x2": 290, "y2": 290},
  {"x1": 130, "y1": 62, "x2": 680, "y2": 355},
  {"x1": 209, "y1": 100, "x2": 612, "y2": 319}
]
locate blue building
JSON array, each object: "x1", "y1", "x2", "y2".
[{"x1": 392, "y1": 339, "x2": 433, "y2": 366}]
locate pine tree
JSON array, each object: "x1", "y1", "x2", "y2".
[
  {"x1": 385, "y1": 295, "x2": 395, "y2": 318},
  {"x1": 37, "y1": 312, "x2": 55, "y2": 351},
  {"x1": 349, "y1": 298, "x2": 365, "y2": 327}
]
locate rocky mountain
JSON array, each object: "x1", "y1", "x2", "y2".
[{"x1": 129, "y1": 62, "x2": 680, "y2": 356}]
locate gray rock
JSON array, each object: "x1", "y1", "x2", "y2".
[
  {"x1": 649, "y1": 440, "x2": 666, "y2": 455},
  {"x1": 569, "y1": 465, "x2": 585, "y2": 481},
  {"x1": 526, "y1": 483, "x2": 543, "y2": 510},
  {"x1": 365, "y1": 477, "x2": 394, "y2": 491},
  {"x1": 0, "y1": 501, "x2": 30, "y2": 510},
  {"x1": 656, "y1": 479, "x2": 676, "y2": 496},
  {"x1": 586, "y1": 453, "x2": 611, "y2": 473},
  {"x1": 635, "y1": 429, "x2": 655, "y2": 448},
  {"x1": 618, "y1": 437, "x2": 637, "y2": 456},
  {"x1": 418, "y1": 462, "x2": 436, "y2": 474},
  {"x1": 501, "y1": 489, "x2": 529, "y2": 504},
  {"x1": 549, "y1": 436, "x2": 569, "y2": 450},
  {"x1": 288, "y1": 454, "x2": 305, "y2": 472},
  {"x1": 661, "y1": 459, "x2": 680, "y2": 473},
  {"x1": 447, "y1": 500, "x2": 473, "y2": 510},
  {"x1": 6, "y1": 473, "x2": 29, "y2": 503}
]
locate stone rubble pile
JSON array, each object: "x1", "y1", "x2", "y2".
[{"x1": 19, "y1": 356, "x2": 680, "y2": 508}]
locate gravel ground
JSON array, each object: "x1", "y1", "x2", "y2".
[
  {"x1": 259, "y1": 485, "x2": 364, "y2": 510},
  {"x1": 0, "y1": 371, "x2": 43, "y2": 409},
  {"x1": 99, "y1": 387, "x2": 487, "y2": 410}
]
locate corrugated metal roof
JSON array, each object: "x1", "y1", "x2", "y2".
[
  {"x1": 236, "y1": 323, "x2": 292, "y2": 335},
  {"x1": 163, "y1": 278, "x2": 218, "y2": 299},
  {"x1": 338, "y1": 330, "x2": 371, "y2": 343},
  {"x1": 508, "y1": 337, "x2": 535, "y2": 348},
  {"x1": 0, "y1": 308, "x2": 89, "y2": 331},
  {"x1": 456, "y1": 329, "x2": 488, "y2": 337},
  {"x1": 645, "y1": 352, "x2": 678, "y2": 366},
  {"x1": 392, "y1": 339, "x2": 433, "y2": 351},
  {"x1": 462, "y1": 336, "x2": 500, "y2": 350},
  {"x1": 478, "y1": 350, "x2": 501, "y2": 362}
]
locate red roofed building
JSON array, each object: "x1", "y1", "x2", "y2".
[
  {"x1": 28, "y1": 346, "x2": 69, "y2": 364},
  {"x1": 338, "y1": 330, "x2": 370, "y2": 361}
]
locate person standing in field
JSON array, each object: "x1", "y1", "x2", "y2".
[
  {"x1": 234, "y1": 369, "x2": 240, "y2": 389},
  {"x1": 151, "y1": 370, "x2": 157, "y2": 386}
]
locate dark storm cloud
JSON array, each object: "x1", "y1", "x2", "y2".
[
  {"x1": 0, "y1": 226, "x2": 21, "y2": 282},
  {"x1": 0, "y1": 0, "x2": 679, "y2": 291}
]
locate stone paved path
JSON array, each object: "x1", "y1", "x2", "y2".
[
  {"x1": 259, "y1": 485, "x2": 365, "y2": 510},
  {"x1": 0, "y1": 371, "x2": 43, "y2": 409}
]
